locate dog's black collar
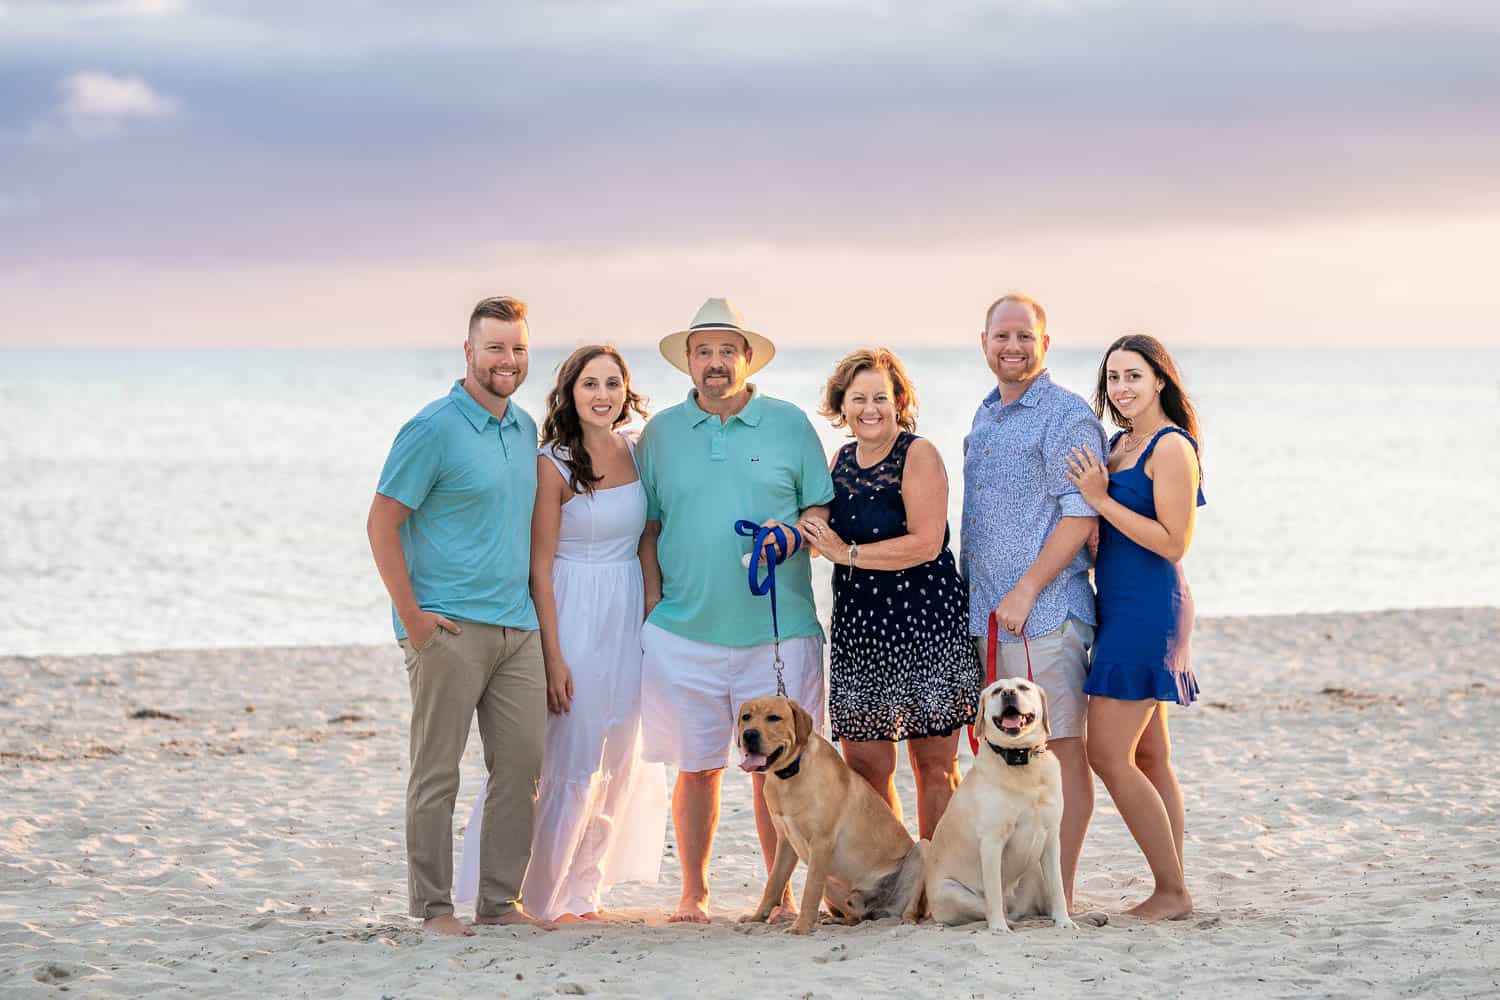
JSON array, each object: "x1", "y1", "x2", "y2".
[
  {"x1": 986, "y1": 740, "x2": 1044, "y2": 766},
  {"x1": 773, "y1": 754, "x2": 802, "y2": 780}
]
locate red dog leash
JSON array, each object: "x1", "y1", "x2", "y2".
[{"x1": 967, "y1": 612, "x2": 1033, "y2": 755}]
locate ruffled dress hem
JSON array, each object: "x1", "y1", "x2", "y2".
[{"x1": 1084, "y1": 658, "x2": 1198, "y2": 705}]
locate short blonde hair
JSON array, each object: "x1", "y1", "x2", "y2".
[
  {"x1": 984, "y1": 292, "x2": 1046, "y2": 335},
  {"x1": 819, "y1": 348, "x2": 919, "y2": 434}
]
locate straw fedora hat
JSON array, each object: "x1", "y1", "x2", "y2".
[{"x1": 658, "y1": 297, "x2": 777, "y2": 376}]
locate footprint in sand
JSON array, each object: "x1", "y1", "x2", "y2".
[{"x1": 33, "y1": 963, "x2": 75, "y2": 984}]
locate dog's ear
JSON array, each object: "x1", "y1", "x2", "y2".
[
  {"x1": 1037, "y1": 685, "x2": 1051, "y2": 739},
  {"x1": 790, "y1": 699, "x2": 814, "y2": 748},
  {"x1": 975, "y1": 686, "x2": 989, "y2": 742}
]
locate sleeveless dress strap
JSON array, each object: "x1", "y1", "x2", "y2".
[
  {"x1": 540, "y1": 443, "x2": 575, "y2": 487},
  {"x1": 888, "y1": 431, "x2": 916, "y2": 465},
  {"x1": 1109, "y1": 430, "x2": 1126, "y2": 449},
  {"x1": 1138, "y1": 425, "x2": 1197, "y2": 462},
  {"x1": 1138, "y1": 426, "x2": 1206, "y2": 505}
]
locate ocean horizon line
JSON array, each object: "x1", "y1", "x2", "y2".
[{"x1": 3, "y1": 342, "x2": 1498, "y2": 355}]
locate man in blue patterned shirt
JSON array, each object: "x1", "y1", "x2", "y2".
[{"x1": 959, "y1": 291, "x2": 1109, "y2": 909}]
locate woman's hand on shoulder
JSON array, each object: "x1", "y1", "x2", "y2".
[{"x1": 1065, "y1": 446, "x2": 1110, "y2": 507}]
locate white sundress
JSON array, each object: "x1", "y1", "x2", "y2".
[{"x1": 455, "y1": 437, "x2": 666, "y2": 918}]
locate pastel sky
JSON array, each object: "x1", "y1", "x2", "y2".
[{"x1": 2, "y1": 1, "x2": 1498, "y2": 348}]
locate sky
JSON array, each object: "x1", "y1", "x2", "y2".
[{"x1": 2, "y1": 1, "x2": 1498, "y2": 349}]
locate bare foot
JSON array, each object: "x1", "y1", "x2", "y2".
[
  {"x1": 554, "y1": 913, "x2": 591, "y2": 925},
  {"x1": 422, "y1": 914, "x2": 475, "y2": 937},
  {"x1": 669, "y1": 893, "x2": 711, "y2": 924},
  {"x1": 473, "y1": 910, "x2": 557, "y2": 931},
  {"x1": 580, "y1": 911, "x2": 609, "y2": 922},
  {"x1": 1125, "y1": 889, "x2": 1193, "y2": 922}
]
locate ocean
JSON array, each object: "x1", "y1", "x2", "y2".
[{"x1": 2, "y1": 346, "x2": 1496, "y2": 657}]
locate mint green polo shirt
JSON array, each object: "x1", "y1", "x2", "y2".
[
  {"x1": 636, "y1": 389, "x2": 834, "y2": 647},
  {"x1": 376, "y1": 380, "x2": 539, "y2": 639}
]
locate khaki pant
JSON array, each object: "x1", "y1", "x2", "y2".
[{"x1": 399, "y1": 622, "x2": 545, "y2": 919}]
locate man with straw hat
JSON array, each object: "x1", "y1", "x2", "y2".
[{"x1": 635, "y1": 297, "x2": 834, "y2": 923}]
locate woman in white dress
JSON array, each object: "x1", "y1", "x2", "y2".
[{"x1": 456, "y1": 345, "x2": 665, "y2": 922}]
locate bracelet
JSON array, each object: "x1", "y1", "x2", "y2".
[{"x1": 848, "y1": 541, "x2": 859, "y2": 568}]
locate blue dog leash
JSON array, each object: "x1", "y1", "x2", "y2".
[{"x1": 734, "y1": 519, "x2": 803, "y2": 697}]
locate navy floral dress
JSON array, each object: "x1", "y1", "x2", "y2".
[{"x1": 827, "y1": 432, "x2": 982, "y2": 742}]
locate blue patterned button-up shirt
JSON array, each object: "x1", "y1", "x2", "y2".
[{"x1": 959, "y1": 371, "x2": 1109, "y2": 640}]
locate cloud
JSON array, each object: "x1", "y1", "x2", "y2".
[
  {"x1": 7, "y1": 0, "x2": 186, "y2": 18},
  {"x1": 23, "y1": 70, "x2": 182, "y2": 140},
  {"x1": 61, "y1": 70, "x2": 178, "y2": 119}
]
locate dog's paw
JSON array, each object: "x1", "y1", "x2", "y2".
[
  {"x1": 786, "y1": 921, "x2": 817, "y2": 936},
  {"x1": 986, "y1": 919, "x2": 1012, "y2": 934},
  {"x1": 737, "y1": 912, "x2": 769, "y2": 924},
  {"x1": 1054, "y1": 917, "x2": 1079, "y2": 931}
]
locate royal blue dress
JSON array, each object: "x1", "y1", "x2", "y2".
[{"x1": 1085, "y1": 426, "x2": 1206, "y2": 705}]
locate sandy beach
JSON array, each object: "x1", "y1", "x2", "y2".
[{"x1": 3, "y1": 606, "x2": 1498, "y2": 998}]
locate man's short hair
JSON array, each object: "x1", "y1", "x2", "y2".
[
  {"x1": 469, "y1": 296, "x2": 528, "y2": 336},
  {"x1": 984, "y1": 292, "x2": 1046, "y2": 335}
]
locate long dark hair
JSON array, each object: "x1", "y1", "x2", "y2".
[
  {"x1": 1092, "y1": 334, "x2": 1201, "y2": 442},
  {"x1": 541, "y1": 345, "x2": 650, "y2": 496}
]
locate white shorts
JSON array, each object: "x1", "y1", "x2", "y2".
[
  {"x1": 640, "y1": 622, "x2": 826, "y2": 772},
  {"x1": 975, "y1": 618, "x2": 1093, "y2": 741}
]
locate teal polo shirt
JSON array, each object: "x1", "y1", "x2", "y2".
[
  {"x1": 637, "y1": 388, "x2": 834, "y2": 647},
  {"x1": 376, "y1": 380, "x2": 539, "y2": 639}
]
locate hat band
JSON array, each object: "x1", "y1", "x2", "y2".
[{"x1": 688, "y1": 322, "x2": 746, "y2": 332}]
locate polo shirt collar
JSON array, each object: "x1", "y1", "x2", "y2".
[
  {"x1": 686, "y1": 384, "x2": 765, "y2": 427},
  {"x1": 985, "y1": 370, "x2": 1054, "y2": 410},
  {"x1": 449, "y1": 379, "x2": 516, "y2": 433}
]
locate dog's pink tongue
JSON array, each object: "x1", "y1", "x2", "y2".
[{"x1": 738, "y1": 751, "x2": 768, "y2": 773}]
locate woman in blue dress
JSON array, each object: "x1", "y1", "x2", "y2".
[{"x1": 1065, "y1": 333, "x2": 1204, "y2": 922}]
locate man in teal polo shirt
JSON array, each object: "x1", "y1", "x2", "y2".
[
  {"x1": 366, "y1": 296, "x2": 551, "y2": 936},
  {"x1": 636, "y1": 297, "x2": 834, "y2": 923}
]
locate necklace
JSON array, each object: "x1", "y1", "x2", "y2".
[
  {"x1": 855, "y1": 433, "x2": 899, "y2": 468},
  {"x1": 1121, "y1": 421, "x2": 1169, "y2": 452}
]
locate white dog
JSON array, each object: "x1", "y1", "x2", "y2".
[{"x1": 924, "y1": 677, "x2": 1076, "y2": 933}]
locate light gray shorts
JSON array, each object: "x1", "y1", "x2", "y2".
[{"x1": 975, "y1": 618, "x2": 1093, "y2": 740}]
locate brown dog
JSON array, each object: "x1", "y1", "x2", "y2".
[{"x1": 736, "y1": 696, "x2": 926, "y2": 934}]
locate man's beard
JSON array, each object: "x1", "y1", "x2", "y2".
[
  {"x1": 697, "y1": 368, "x2": 736, "y2": 398},
  {"x1": 470, "y1": 363, "x2": 520, "y2": 398}
]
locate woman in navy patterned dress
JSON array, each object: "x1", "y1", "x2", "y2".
[
  {"x1": 1065, "y1": 333, "x2": 1204, "y2": 922},
  {"x1": 797, "y1": 349, "x2": 981, "y2": 839}
]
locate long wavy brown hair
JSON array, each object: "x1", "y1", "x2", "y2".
[
  {"x1": 541, "y1": 345, "x2": 650, "y2": 496},
  {"x1": 1092, "y1": 334, "x2": 1201, "y2": 442}
]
